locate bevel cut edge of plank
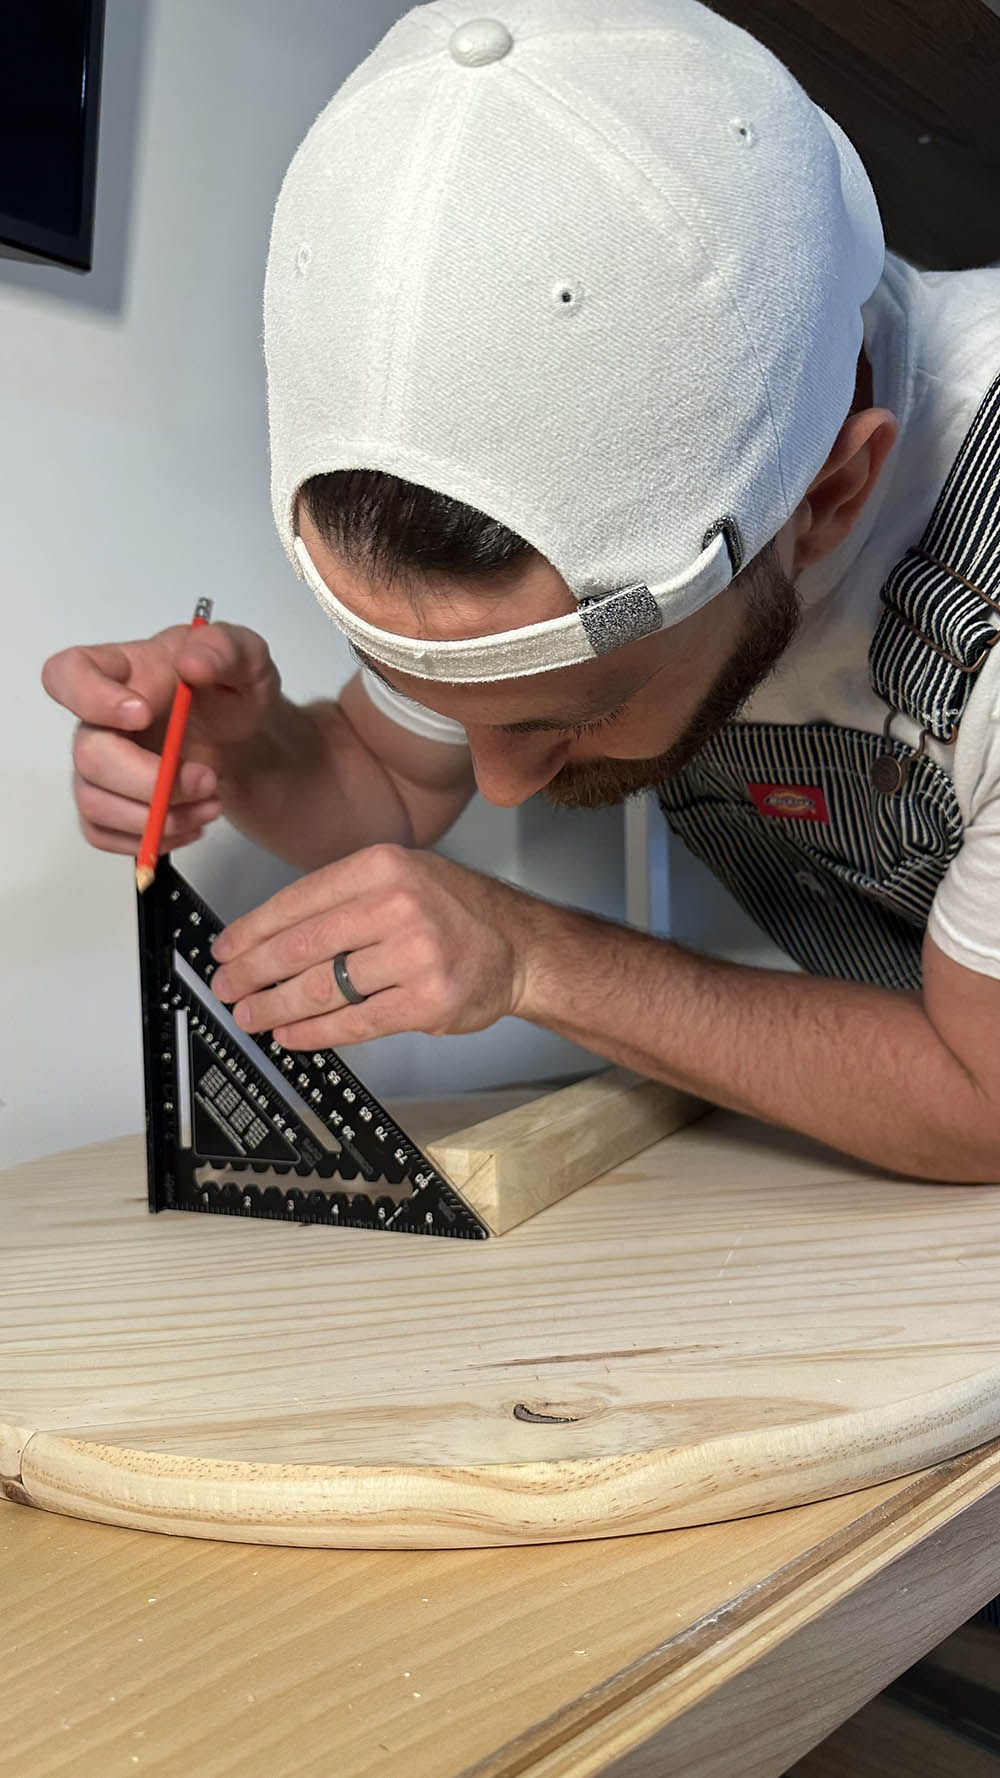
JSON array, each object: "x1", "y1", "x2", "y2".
[
  {"x1": 427, "y1": 1067, "x2": 708, "y2": 1234},
  {"x1": 9, "y1": 1360, "x2": 1000, "y2": 1549}
]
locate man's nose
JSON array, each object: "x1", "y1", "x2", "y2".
[{"x1": 467, "y1": 732, "x2": 570, "y2": 808}]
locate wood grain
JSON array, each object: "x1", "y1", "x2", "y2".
[
  {"x1": 3, "y1": 1446, "x2": 1000, "y2": 1778},
  {"x1": 3, "y1": 1105, "x2": 1000, "y2": 1549},
  {"x1": 426, "y1": 1069, "x2": 707, "y2": 1234},
  {"x1": 574, "y1": 1448, "x2": 1000, "y2": 1778}
]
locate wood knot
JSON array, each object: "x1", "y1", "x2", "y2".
[{"x1": 513, "y1": 1403, "x2": 583, "y2": 1425}]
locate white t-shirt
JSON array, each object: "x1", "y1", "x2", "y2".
[{"x1": 360, "y1": 251, "x2": 1000, "y2": 982}]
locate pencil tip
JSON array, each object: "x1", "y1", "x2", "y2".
[{"x1": 136, "y1": 864, "x2": 156, "y2": 893}]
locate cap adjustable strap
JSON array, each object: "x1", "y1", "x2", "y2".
[{"x1": 292, "y1": 520, "x2": 740, "y2": 684}]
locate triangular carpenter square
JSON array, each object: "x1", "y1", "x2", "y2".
[{"x1": 137, "y1": 858, "x2": 490, "y2": 1238}]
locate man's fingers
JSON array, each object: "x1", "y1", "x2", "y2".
[
  {"x1": 42, "y1": 643, "x2": 152, "y2": 727},
  {"x1": 213, "y1": 845, "x2": 408, "y2": 962},
  {"x1": 175, "y1": 623, "x2": 275, "y2": 693},
  {"x1": 42, "y1": 625, "x2": 275, "y2": 730},
  {"x1": 75, "y1": 777, "x2": 222, "y2": 840},
  {"x1": 73, "y1": 728, "x2": 217, "y2": 804},
  {"x1": 229, "y1": 942, "x2": 386, "y2": 1034},
  {"x1": 211, "y1": 898, "x2": 379, "y2": 1004},
  {"x1": 271, "y1": 986, "x2": 415, "y2": 1052},
  {"x1": 81, "y1": 818, "x2": 209, "y2": 857}
]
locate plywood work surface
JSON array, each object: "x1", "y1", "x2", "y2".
[
  {"x1": 4, "y1": 1442, "x2": 1000, "y2": 1778},
  {"x1": 2, "y1": 1101, "x2": 1000, "y2": 1549}
]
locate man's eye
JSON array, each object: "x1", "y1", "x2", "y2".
[{"x1": 569, "y1": 701, "x2": 628, "y2": 739}]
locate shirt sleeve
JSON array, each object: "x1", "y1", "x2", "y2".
[
  {"x1": 926, "y1": 661, "x2": 1000, "y2": 981},
  {"x1": 358, "y1": 666, "x2": 469, "y2": 747}
]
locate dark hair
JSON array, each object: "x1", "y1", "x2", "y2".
[
  {"x1": 299, "y1": 466, "x2": 777, "y2": 595},
  {"x1": 299, "y1": 469, "x2": 535, "y2": 587}
]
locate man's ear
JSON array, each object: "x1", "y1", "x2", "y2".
[{"x1": 791, "y1": 408, "x2": 898, "y2": 571}]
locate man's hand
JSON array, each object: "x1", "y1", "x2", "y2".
[
  {"x1": 41, "y1": 624, "x2": 283, "y2": 857},
  {"x1": 209, "y1": 843, "x2": 541, "y2": 1048},
  {"x1": 208, "y1": 839, "x2": 1000, "y2": 1182}
]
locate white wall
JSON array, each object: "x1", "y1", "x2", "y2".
[{"x1": 0, "y1": 0, "x2": 625, "y2": 1168}]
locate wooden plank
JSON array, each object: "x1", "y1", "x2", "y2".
[
  {"x1": 553, "y1": 1447, "x2": 1000, "y2": 1778},
  {"x1": 3, "y1": 1113, "x2": 1000, "y2": 1551},
  {"x1": 3, "y1": 1446, "x2": 999, "y2": 1778},
  {"x1": 426, "y1": 1069, "x2": 707, "y2": 1235}
]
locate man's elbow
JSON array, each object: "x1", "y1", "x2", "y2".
[{"x1": 907, "y1": 1104, "x2": 1000, "y2": 1185}]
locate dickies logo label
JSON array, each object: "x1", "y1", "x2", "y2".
[{"x1": 748, "y1": 782, "x2": 830, "y2": 823}]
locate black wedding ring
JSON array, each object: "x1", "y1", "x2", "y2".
[{"x1": 332, "y1": 951, "x2": 369, "y2": 1005}]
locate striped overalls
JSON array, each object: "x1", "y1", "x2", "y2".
[{"x1": 659, "y1": 374, "x2": 1000, "y2": 991}]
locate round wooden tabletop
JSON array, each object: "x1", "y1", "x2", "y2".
[{"x1": 2, "y1": 1100, "x2": 999, "y2": 1547}]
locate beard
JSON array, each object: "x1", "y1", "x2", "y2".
[{"x1": 542, "y1": 550, "x2": 800, "y2": 810}]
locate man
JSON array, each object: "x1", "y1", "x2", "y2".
[{"x1": 42, "y1": 0, "x2": 1000, "y2": 1185}]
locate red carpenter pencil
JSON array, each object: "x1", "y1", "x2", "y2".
[{"x1": 135, "y1": 597, "x2": 214, "y2": 892}]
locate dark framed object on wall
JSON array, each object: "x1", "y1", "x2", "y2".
[{"x1": 0, "y1": 0, "x2": 106, "y2": 272}]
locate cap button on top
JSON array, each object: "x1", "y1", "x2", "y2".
[{"x1": 449, "y1": 19, "x2": 514, "y2": 66}]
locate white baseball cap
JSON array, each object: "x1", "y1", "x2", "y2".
[{"x1": 264, "y1": 0, "x2": 884, "y2": 683}]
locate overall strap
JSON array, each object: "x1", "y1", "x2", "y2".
[{"x1": 870, "y1": 370, "x2": 1000, "y2": 740}]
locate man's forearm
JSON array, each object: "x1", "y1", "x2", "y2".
[
  {"x1": 518, "y1": 902, "x2": 999, "y2": 1182},
  {"x1": 216, "y1": 695, "x2": 413, "y2": 870}
]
